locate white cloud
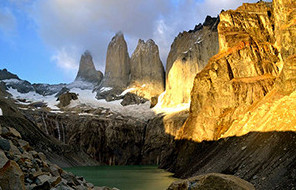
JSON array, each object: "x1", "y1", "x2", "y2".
[
  {"x1": 28, "y1": 0, "x2": 264, "y2": 80},
  {"x1": 0, "y1": 7, "x2": 16, "y2": 35},
  {"x1": 51, "y1": 47, "x2": 79, "y2": 76}
]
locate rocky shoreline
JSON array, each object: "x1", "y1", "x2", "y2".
[{"x1": 0, "y1": 123, "x2": 118, "y2": 190}]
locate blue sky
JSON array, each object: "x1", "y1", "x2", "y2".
[{"x1": 0, "y1": 0, "x2": 259, "y2": 84}]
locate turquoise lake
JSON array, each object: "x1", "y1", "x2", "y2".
[{"x1": 64, "y1": 165, "x2": 177, "y2": 190}]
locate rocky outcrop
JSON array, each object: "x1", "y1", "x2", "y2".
[
  {"x1": 0, "y1": 69, "x2": 19, "y2": 80},
  {"x1": 159, "y1": 16, "x2": 219, "y2": 108},
  {"x1": 167, "y1": 173, "x2": 255, "y2": 190},
  {"x1": 75, "y1": 51, "x2": 103, "y2": 85},
  {"x1": 102, "y1": 32, "x2": 130, "y2": 89},
  {"x1": 57, "y1": 92, "x2": 78, "y2": 107},
  {"x1": 274, "y1": 0, "x2": 296, "y2": 92},
  {"x1": 33, "y1": 83, "x2": 66, "y2": 96},
  {"x1": 21, "y1": 106, "x2": 148, "y2": 165},
  {"x1": 129, "y1": 39, "x2": 165, "y2": 99},
  {"x1": 177, "y1": 1, "x2": 281, "y2": 141},
  {"x1": 0, "y1": 98, "x2": 98, "y2": 167},
  {"x1": 0, "y1": 81, "x2": 9, "y2": 97},
  {"x1": 120, "y1": 92, "x2": 148, "y2": 106},
  {"x1": 220, "y1": 0, "x2": 296, "y2": 138},
  {"x1": 0, "y1": 124, "x2": 106, "y2": 190}
]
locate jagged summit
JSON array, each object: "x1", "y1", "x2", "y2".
[
  {"x1": 188, "y1": 16, "x2": 219, "y2": 33},
  {"x1": 75, "y1": 51, "x2": 103, "y2": 85},
  {"x1": 0, "y1": 69, "x2": 20, "y2": 80}
]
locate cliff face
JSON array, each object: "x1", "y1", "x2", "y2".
[
  {"x1": 129, "y1": 39, "x2": 165, "y2": 99},
  {"x1": 102, "y1": 32, "x2": 130, "y2": 89},
  {"x1": 159, "y1": 16, "x2": 219, "y2": 108},
  {"x1": 75, "y1": 51, "x2": 103, "y2": 85},
  {"x1": 177, "y1": 1, "x2": 284, "y2": 141},
  {"x1": 274, "y1": 0, "x2": 296, "y2": 92}
]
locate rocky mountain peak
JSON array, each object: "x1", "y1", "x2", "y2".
[
  {"x1": 75, "y1": 51, "x2": 103, "y2": 85},
  {"x1": 129, "y1": 39, "x2": 165, "y2": 100},
  {"x1": 102, "y1": 32, "x2": 130, "y2": 89},
  {"x1": 0, "y1": 69, "x2": 20, "y2": 80}
]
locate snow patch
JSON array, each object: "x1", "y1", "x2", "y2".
[
  {"x1": 120, "y1": 88, "x2": 136, "y2": 96},
  {"x1": 2, "y1": 79, "x2": 21, "y2": 84},
  {"x1": 67, "y1": 80, "x2": 94, "y2": 90},
  {"x1": 153, "y1": 91, "x2": 190, "y2": 114},
  {"x1": 7, "y1": 87, "x2": 59, "y2": 109},
  {"x1": 100, "y1": 87, "x2": 113, "y2": 93}
]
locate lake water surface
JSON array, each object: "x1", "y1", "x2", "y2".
[{"x1": 65, "y1": 165, "x2": 177, "y2": 190}]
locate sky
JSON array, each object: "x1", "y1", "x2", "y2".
[{"x1": 0, "y1": 0, "x2": 261, "y2": 84}]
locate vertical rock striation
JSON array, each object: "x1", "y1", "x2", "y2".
[
  {"x1": 274, "y1": 0, "x2": 296, "y2": 92},
  {"x1": 159, "y1": 16, "x2": 219, "y2": 108},
  {"x1": 102, "y1": 32, "x2": 130, "y2": 89},
  {"x1": 75, "y1": 51, "x2": 103, "y2": 85},
  {"x1": 129, "y1": 39, "x2": 165, "y2": 99}
]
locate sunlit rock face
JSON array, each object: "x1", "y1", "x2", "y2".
[
  {"x1": 129, "y1": 39, "x2": 165, "y2": 100},
  {"x1": 274, "y1": 0, "x2": 296, "y2": 92},
  {"x1": 177, "y1": 1, "x2": 282, "y2": 142},
  {"x1": 224, "y1": 0, "x2": 296, "y2": 138},
  {"x1": 75, "y1": 51, "x2": 103, "y2": 85},
  {"x1": 102, "y1": 32, "x2": 130, "y2": 89},
  {"x1": 159, "y1": 16, "x2": 219, "y2": 108}
]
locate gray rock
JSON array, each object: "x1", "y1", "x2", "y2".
[
  {"x1": 0, "y1": 69, "x2": 20, "y2": 80},
  {"x1": 35, "y1": 174, "x2": 52, "y2": 185},
  {"x1": 17, "y1": 139, "x2": 31, "y2": 151},
  {"x1": 33, "y1": 83, "x2": 66, "y2": 96},
  {"x1": 102, "y1": 32, "x2": 130, "y2": 88},
  {"x1": 50, "y1": 164, "x2": 62, "y2": 177},
  {"x1": 75, "y1": 51, "x2": 103, "y2": 85},
  {"x1": 9, "y1": 140, "x2": 21, "y2": 156},
  {"x1": 167, "y1": 173, "x2": 255, "y2": 190},
  {"x1": 129, "y1": 39, "x2": 165, "y2": 98},
  {"x1": 120, "y1": 92, "x2": 148, "y2": 106},
  {"x1": 55, "y1": 87, "x2": 70, "y2": 98},
  {"x1": 49, "y1": 176, "x2": 62, "y2": 187},
  {"x1": 0, "y1": 137, "x2": 10, "y2": 151},
  {"x1": 57, "y1": 92, "x2": 78, "y2": 107},
  {"x1": 0, "y1": 150, "x2": 8, "y2": 168}
]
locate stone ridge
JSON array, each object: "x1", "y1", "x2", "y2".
[{"x1": 75, "y1": 51, "x2": 103, "y2": 84}]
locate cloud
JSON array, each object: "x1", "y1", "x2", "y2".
[
  {"x1": 51, "y1": 47, "x2": 79, "y2": 76},
  {"x1": 29, "y1": 0, "x2": 264, "y2": 79},
  {"x1": 0, "y1": 7, "x2": 16, "y2": 35}
]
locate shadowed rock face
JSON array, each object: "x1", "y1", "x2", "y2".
[
  {"x1": 75, "y1": 51, "x2": 103, "y2": 85},
  {"x1": 103, "y1": 32, "x2": 130, "y2": 89},
  {"x1": 160, "y1": 16, "x2": 219, "y2": 108},
  {"x1": 167, "y1": 173, "x2": 255, "y2": 190},
  {"x1": 129, "y1": 39, "x2": 165, "y2": 99}
]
